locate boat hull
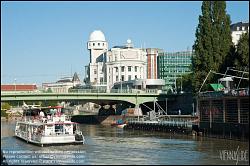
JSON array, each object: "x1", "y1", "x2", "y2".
[{"x1": 15, "y1": 134, "x2": 84, "y2": 147}]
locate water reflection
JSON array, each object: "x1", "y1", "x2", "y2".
[{"x1": 1, "y1": 121, "x2": 249, "y2": 165}]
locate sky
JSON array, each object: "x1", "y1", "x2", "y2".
[{"x1": 1, "y1": 1, "x2": 249, "y2": 86}]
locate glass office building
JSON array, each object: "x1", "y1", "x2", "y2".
[{"x1": 157, "y1": 51, "x2": 194, "y2": 91}]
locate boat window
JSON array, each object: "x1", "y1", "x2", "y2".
[
  {"x1": 19, "y1": 124, "x2": 26, "y2": 131},
  {"x1": 55, "y1": 124, "x2": 63, "y2": 134}
]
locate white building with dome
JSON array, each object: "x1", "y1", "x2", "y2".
[
  {"x1": 85, "y1": 30, "x2": 147, "y2": 91},
  {"x1": 86, "y1": 30, "x2": 108, "y2": 86}
]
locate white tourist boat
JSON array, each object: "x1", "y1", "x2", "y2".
[{"x1": 15, "y1": 106, "x2": 85, "y2": 147}]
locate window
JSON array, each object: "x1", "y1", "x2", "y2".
[
  {"x1": 135, "y1": 66, "x2": 138, "y2": 72},
  {"x1": 109, "y1": 68, "x2": 111, "y2": 73},
  {"x1": 121, "y1": 66, "x2": 125, "y2": 72},
  {"x1": 128, "y1": 75, "x2": 131, "y2": 81},
  {"x1": 103, "y1": 43, "x2": 104, "y2": 46},
  {"x1": 93, "y1": 43, "x2": 95, "y2": 46},
  {"x1": 135, "y1": 75, "x2": 137, "y2": 79},
  {"x1": 116, "y1": 76, "x2": 118, "y2": 81},
  {"x1": 98, "y1": 43, "x2": 100, "y2": 46},
  {"x1": 121, "y1": 75, "x2": 124, "y2": 81},
  {"x1": 128, "y1": 66, "x2": 132, "y2": 72},
  {"x1": 94, "y1": 69, "x2": 97, "y2": 74},
  {"x1": 100, "y1": 77, "x2": 103, "y2": 83},
  {"x1": 116, "y1": 67, "x2": 118, "y2": 72}
]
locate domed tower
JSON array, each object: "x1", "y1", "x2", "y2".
[
  {"x1": 88, "y1": 30, "x2": 108, "y2": 63},
  {"x1": 87, "y1": 30, "x2": 108, "y2": 85}
]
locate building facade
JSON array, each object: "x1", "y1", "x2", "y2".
[
  {"x1": 1, "y1": 84, "x2": 38, "y2": 92},
  {"x1": 42, "y1": 72, "x2": 81, "y2": 93},
  {"x1": 86, "y1": 30, "x2": 108, "y2": 86},
  {"x1": 145, "y1": 48, "x2": 163, "y2": 79},
  {"x1": 230, "y1": 22, "x2": 249, "y2": 46},
  {"x1": 85, "y1": 30, "x2": 147, "y2": 91},
  {"x1": 105, "y1": 39, "x2": 147, "y2": 91},
  {"x1": 157, "y1": 51, "x2": 194, "y2": 91}
]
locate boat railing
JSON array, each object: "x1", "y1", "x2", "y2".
[
  {"x1": 199, "y1": 88, "x2": 249, "y2": 98},
  {"x1": 20, "y1": 114, "x2": 72, "y2": 124},
  {"x1": 32, "y1": 133, "x2": 42, "y2": 142}
]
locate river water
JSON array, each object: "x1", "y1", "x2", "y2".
[{"x1": 1, "y1": 120, "x2": 249, "y2": 165}]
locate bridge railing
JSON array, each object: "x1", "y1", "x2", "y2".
[
  {"x1": 69, "y1": 89, "x2": 160, "y2": 94},
  {"x1": 1, "y1": 88, "x2": 164, "y2": 95}
]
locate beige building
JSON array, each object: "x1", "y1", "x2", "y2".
[
  {"x1": 42, "y1": 72, "x2": 81, "y2": 93},
  {"x1": 106, "y1": 39, "x2": 147, "y2": 91},
  {"x1": 85, "y1": 30, "x2": 147, "y2": 91}
]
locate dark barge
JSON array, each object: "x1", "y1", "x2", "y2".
[{"x1": 197, "y1": 69, "x2": 249, "y2": 141}]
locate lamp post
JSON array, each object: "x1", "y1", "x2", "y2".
[
  {"x1": 120, "y1": 79, "x2": 122, "y2": 93},
  {"x1": 14, "y1": 78, "x2": 17, "y2": 93}
]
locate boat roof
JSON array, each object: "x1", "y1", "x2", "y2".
[
  {"x1": 209, "y1": 83, "x2": 225, "y2": 91},
  {"x1": 17, "y1": 121, "x2": 78, "y2": 126},
  {"x1": 17, "y1": 121, "x2": 44, "y2": 126}
]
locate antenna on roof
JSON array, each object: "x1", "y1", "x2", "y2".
[{"x1": 71, "y1": 64, "x2": 72, "y2": 77}]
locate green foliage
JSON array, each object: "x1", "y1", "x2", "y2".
[
  {"x1": 235, "y1": 32, "x2": 249, "y2": 69},
  {"x1": 234, "y1": 32, "x2": 249, "y2": 88},
  {"x1": 192, "y1": 1, "x2": 233, "y2": 93},
  {"x1": 1, "y1": 102, "x2": 11, "y2": 110},
  {"x1": 176, "y1": 73, "x2": 194, "y2": 93},
  {"x1": 1, "y1": 109, "x2": 8, "y2": 117},
  {"x1": 41, "y1": 101, "x2": 58, "y2": 107}
]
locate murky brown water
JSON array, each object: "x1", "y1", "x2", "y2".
[{"x1": 1, "y1": 120, "x2": 249, "y2": 165}]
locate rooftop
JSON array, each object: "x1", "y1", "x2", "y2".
[{"x1": 230, "y1": 22, "x2": 249, "y2": 31}]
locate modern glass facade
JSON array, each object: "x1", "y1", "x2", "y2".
[{"x1": 157, "y1": 51, "x2": 194, "y2": 91}]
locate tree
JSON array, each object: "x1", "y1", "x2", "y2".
[
  {"x1": 211, "y1": 1, "x2": 233, "y2": 73},
  {"x1": 192, "y1": 1, "x2": 213, "y2": 93},
  {"x1": 234, "y1": 32, "x2": 249, "y2": 88},
  {"x1": 192, "y1": 1, "x2": 233, "y2": 93},
  {"x1": 176, "y1": 73, "x2": 193, "y2": 93},
  {"x1": 1, "y1": 102, "x2": 11, "y2": 110},
  {"x1": 41, "y1": 101, "x2": 58, "y2": 107},
  {"x1": 1, "y1": 103, "x2": 11, "y2": 117},
  {"x1": 234, "y1": 32, "x2": 249, "y2": 70}
]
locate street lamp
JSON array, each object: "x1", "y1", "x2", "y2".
[
  {"x1": 14, "y1": 78, "x2": 17, "y2": 93},
  {"x1": 180, "y1": 75, "x2": 184, "y2": 94},
  {"x1": 120, "y1": 79, "x2": 122, "y2": 93}
]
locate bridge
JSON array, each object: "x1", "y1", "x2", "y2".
[{"x1": 1, "y1": 90, "x2": 172, "y2": 107}]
